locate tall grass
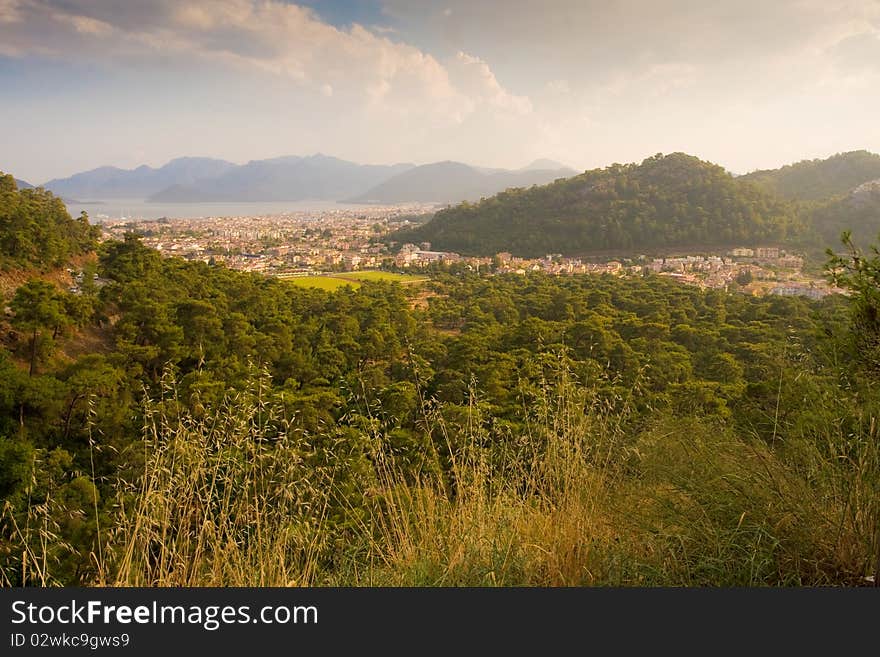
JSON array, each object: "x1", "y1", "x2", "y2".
[
  {"x1": 100, "y1": 371, "x2": 336, "y2": 586},
  {"x1": 355, "y1": 368, "x2": 632, "y2": 586},
  {"x1": 4, "y1": 363, "x2": 877, "y2": 586},
  {"x1": 628, "y1": 416, "x2": 879, "y2": 585}
]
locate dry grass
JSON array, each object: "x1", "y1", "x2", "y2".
[
  {"x1": 99, "y1": 373, "x2": 336, "y2": 586},
  {"x1": 4, "y1": 363, "x2": 878, "y2": 587},
  {"x1": 353, "y1": 370, "x2": 631, "y2": 586}
]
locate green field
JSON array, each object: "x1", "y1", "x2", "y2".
[
  {"x1": 283, "y1": 271, "x2": 427, "y2": 290},
  {"x1": 285, "y1": 276, "x2": 361, "y2": 290},
  {"x1": 334, "y1": 271, "x2": 428, "y2": 283}
]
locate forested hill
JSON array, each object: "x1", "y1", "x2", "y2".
[
  {"x1": 807, "y1": 181, "x2": 880, "y2": 247},
  {"x1": 741, "y1": 150, "x2": 880, "y2": 201},
  {"x1": 394, "y1": 153, "x2": 801, "y2": 258},
  {"x1": 0, "y1": 173, "x2": 100, "y2": 268}
]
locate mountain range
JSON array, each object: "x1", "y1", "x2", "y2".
[
  {"x1": 43, "y1": 157, "x2": 237, "y2": 200},
  {"x1": 148, "y1": 155, "x2": 414, "y2": 203},
  {"x1": 39, "y1": 155, "x2": 576, "y2": 205},
  {"x1": 345, "y1": 160, "x2": 575, "y2": 203},
  {"x1": 14, "y1": 178, "x2": 33, "y2": 189}
]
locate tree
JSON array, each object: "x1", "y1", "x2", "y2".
[
  {"x1": 98, "y1": 233, "x2": 162, "y2": 283},
  {"x1": 10, "y1": 281, "x2": 68, "y2": 376},
  {"x1": 0, "y1": 174, "x2": 98, "y2": 268},
  {"x1": 735, "y1": 269, "x2": 753, "y2": 286},
  {"x1": 826, "y1": 231, "x2": 880, "y2": 371}
]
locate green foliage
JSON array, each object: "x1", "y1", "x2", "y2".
[
  {"x1": 0, "y1": 435, "x2": 32, "y2": 501},
  {"x1": 807, "y1": 185, "x2": 880, "y2": 249},
  {"x1": 1, "y1": 230, "x2": 877, "y2": 586},
  {"x1": 735, "y1": 269, "x2": 753, "y2": 286},
  {"x1": 631, "y1": 415, "x2": 878, "y2": 585},
  {"x1": 743, "y1": 150, "x2": 880, "y2": 201},
  {"x1": 10, "y1": 280, "x2": 71, "y2": 375},
  {"x1": 826, "y1": 232, "x2": 880, "y2": 371},
  {"x1": 396, "y1": 153, "x2": 802, "y2": 257},
  {"x1": 0, "y1": 173, "x2": 99, "y2": 269}
]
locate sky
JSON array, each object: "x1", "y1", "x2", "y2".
[{"x1": 1, "y1": 0, "x2": 879, "y2": 183}]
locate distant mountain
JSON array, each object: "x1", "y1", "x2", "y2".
[
  {"x1": 14, "y1": 178, "x2": 33, "y2": 189},
  {"x1": 44, "y1": 157, "x2": 238, "y2": 199},
  {"x1": 347, "y1": 160, "x2": 576, "y2": 204},
  {"x1": 520, "y1": 158, "x2": 570, "y2": 171},
  {"x1": 149, "y1": 154, "x2": 414, "y2": 202},
  {"x1": 392, "y1": 153, "x2": 802, "y2": 258},
  {"x1": 741, "y1": 150, "x2": 880, "y2": 201},
  {"x1": 37, "y1": 155, "x2": 575, "y2": 204}
]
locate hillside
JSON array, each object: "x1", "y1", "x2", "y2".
[
  {"x1": 149, "y1": 154, "x2": 414, "y2": 202},
  {"x1": 14, "y1": 178, "x2": 33, "y2": 189},
  {"x1": 347, "y1": 160, "x2": 575, "y2": 203},
  {"x1": 1, "y1": 167, "x2": 878, "y2": 588},
  {"x1": 741, "y1": 150, "x2": 880, "y2": 201},
  {"x1": 1, "y1": 172, "x2": 100, "y2": 268},
  {"x1": 1, "y1": 234, "x2": 876, "y2": 587},
  {"x1": 807, "y1": 182, "x2": 880, "y2": 247},
  {"x1": 394, "y1": 153, "x2": 801, "y2": 257},
  {"x1": 44, "y1": 157, "x2": 237, "y2": 199}
]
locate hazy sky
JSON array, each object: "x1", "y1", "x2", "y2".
[{"x1": 2, "y1": 0, "x2": 879, "y2": 183}]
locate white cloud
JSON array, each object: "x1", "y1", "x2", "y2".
[
  {"x1": 3, "y1": 0, "x2": 880, "y2": 180},
  {"x1": 0, "y1": 0, "x2": 530, "y2": 127},
  {"x1": 447, "y1": 51, "x2": 532, "y2": 115}
]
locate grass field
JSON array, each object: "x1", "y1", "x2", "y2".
[
  {"x1": 336, "y1": 271, "x2": 427, "y2": 283},
  {"x1": 285, "y1": 276, "x2": 361, "y2": 290},
  {"x1": 283, "y1": 271, "x2": 427, "y2": 290}
]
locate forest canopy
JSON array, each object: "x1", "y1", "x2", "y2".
[
  {"x1": 0, "y1": 168, "x2": 877, "y2": 588},
  {"x1": 741, "y1": 150, "x2": 880, "y2": 201},
  {"x1": 395, "y1": 153, "x2": 804, "y2": 257},
  {"x1": 0, "y1": 173, "x2": 99, "y2": 269}
]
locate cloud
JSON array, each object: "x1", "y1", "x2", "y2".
[
  {"x1": 0, "y1": 0, "x2": 530, "y2": 126},
  {"x1": 384, "y1": 0, "x2": 880, "y2": 94},
  {"x1": 65, "y1": 13, "x2": 113, "y2": 35},
  {"x1": 0, "y1": 0, "x2": 23, "y2": 24},
  {"x1": 3, "y1": 0, "x2": 880, "y2": 181},
  {"x1": 446, "y1": 51, "x2": 532, "y2": 115}
]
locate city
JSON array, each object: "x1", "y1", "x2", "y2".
[{"x1": 98, "y1": 209, "x2": 841, "y2": 299}]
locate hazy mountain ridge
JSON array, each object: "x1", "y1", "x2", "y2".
[
  {"x1": 13, "y1": 178, "x2": 34, "y2": 189},
  {"x1": 39, "y1": 155, "x2": 576, "y2": 204},
  {"x1": 520, "y1": 158, "x2": 570, "y2": 171},
  {"x1": 347, "y1": 160, "x2": 577, "y2": 203},
  {"x1": 393, "y1": 152, "x2": 802, "y2": 257},
  {"x1": 741, "y1": 150, "x2": 880, "y2": 201},
  {"x1": 44, "y1": 157, "x2": 238, "y2": 200},
  {"x1": 149, "y1": 154, "x2": 415, "y2": 202}
]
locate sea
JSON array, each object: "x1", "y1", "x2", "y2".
[{"x1": 64, "y1": 198, "x2": 383, "y2": 222}]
